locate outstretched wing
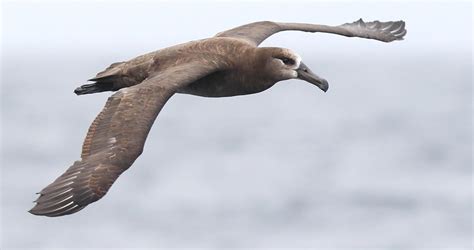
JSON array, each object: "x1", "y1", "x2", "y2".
[
  {"x1": 30, "y1": 62, "x2": 219, "y2": 217},
  {"x1": 216, "y1": 18, "x2": 406, "y2": 46}
]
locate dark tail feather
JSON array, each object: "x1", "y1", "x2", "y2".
[{"x1": 74, "y1": 82, "x2": 114, "y2": 95}]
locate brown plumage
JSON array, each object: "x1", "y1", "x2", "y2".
[{"x1": 30, "y1": 19, "x2": 406, "y2": 217}]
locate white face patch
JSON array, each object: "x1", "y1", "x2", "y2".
[
  {"x1": 287, "y1": 49, "x2": 302, "y2": 70},
  {"x1": 279, "y1": 48, "x2": 302, "y2": 69},
  {"x1": 108, "y1": 137, "x2": 117, "y2": 145},
  {"x1": 272, "y1": 48, "x2": 304, "y2": 80}
]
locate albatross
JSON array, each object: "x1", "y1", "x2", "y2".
[{"x1": 30, "y1": 19, "x2": 406, "y2": 217}]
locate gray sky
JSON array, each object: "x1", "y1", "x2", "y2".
[{"x1": 3, "y1": 1, "x2": 472, "y2": 55}]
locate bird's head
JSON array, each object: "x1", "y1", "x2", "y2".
[{"x1": 259, "y1": 47, "x2": 328, "y2": 92}]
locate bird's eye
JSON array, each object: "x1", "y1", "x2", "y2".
[{"x1": 281, "y1": 57, "x2": 295, "y2": 65}]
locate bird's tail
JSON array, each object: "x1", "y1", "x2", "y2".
[{"x1": 74, "y1": 82, "x2": 114, "y2": 95}]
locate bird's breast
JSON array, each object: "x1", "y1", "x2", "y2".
[{"x1": 177, "y1": 70, "x2": 273, "y2": 97}]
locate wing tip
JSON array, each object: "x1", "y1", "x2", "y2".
[
  {"x1": 28, "y1": 202, "x2": 48, "y2": 216},
  {"x1": 29, "y1": 186, "x2": 86, "y2": 217},
  {"x1": 391, "y1": 22, "x2": 407, "y2": 41},
  {"x1": 377, "y1": 19, "x2": 407, "y2": 42},
  {"x1": 28, "y1": 205, "x2": 44, "y2": 216},
  {"x1": 349, "y1": 18, "x2": 407, "y2": 42},
  {"x1": 29, "y1": 199, "x2": 84, "y2": 217}
]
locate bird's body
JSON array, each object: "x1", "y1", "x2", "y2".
[
  {"x1": 30, "y1": 19, "x2": 406, "y2": 217},
  {"x1": 178, "y1": 39, "x2": 275, "y2": 97},
  {"x1": 79, "y1": 37, "x2": 283, "y2": 97}
]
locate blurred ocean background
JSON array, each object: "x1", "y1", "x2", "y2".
[{"x1": 1, "y1": 1, "x2": 472, "y2": 249}]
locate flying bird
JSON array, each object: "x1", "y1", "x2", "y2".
[{"x1": 30, "y1": 19, "x2": 406, "y2": 217}]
